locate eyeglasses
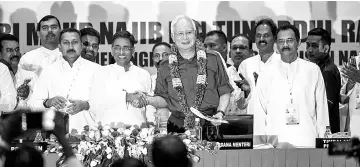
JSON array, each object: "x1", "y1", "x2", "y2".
[
  {"x1": 231, "y1": 45, "x2": 249, "y2": 51},
  {"x1": 174, "y1": 30, "x2": 195, "y2": 39},
  {"x1": 276, "y1": 38, "x2": 296, "y2": 45},
  {"x1": 112, "y1": 45, "x2": 133, "y2": 52},
  {"x1": 83, "y1": 41, "x2": 99, "y2": 50},
  {"x1": 5, "y1": 47, "x2": 20, "y2": 53}
]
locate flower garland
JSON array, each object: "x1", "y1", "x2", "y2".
[{"x1": 168, "y1": 39, "x2": 207, "y2": 129}]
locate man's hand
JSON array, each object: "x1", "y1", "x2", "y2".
[
  {"x1": 211, "y1": 112, "x2": 224, "y2": 126},
  {"x1": 234, "y1": 73, "x2": 251, "y2": 97},
  {"x1": 47, "y1": 96, "x2": 67, "y2": 110},
  {"x1": 127, "y1": 92, "x2": 148, "y2": 108},
  {"x1": 341, "y1": 65, "x2": 360, "y2": 84},
  {"x1": 66, "y1": 100, "x2": 89, "y2": 115}
]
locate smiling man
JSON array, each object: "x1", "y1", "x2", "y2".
[
  {"x1": 89, "y1": 31, "x2": 156, "y2": 127},
  {"x1": 237, "y1": 18, "x2": 280, "y2": 116},
  {"x1": 306, "y1": 28, "x2": 340, "y2": 133},
  {"x1": 140, "y1": 15, "x2": 233, "y2": 134},
  {"x1": 28, "y1": 28, "x2": 100, "y2": 133}
]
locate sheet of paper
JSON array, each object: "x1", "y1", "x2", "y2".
[{"x1": 190, "y1": 107, "x2": 228, "y2": 124}]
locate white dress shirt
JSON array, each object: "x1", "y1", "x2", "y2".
[
  {"x1": 256, "y1": 57, "x2": 329, "y2": 147},
  {"x1": 15, "y1": 46, "x2": 62, "y2": 107},
  {"x1": 0, "y1": 63, "x2": 16, "y2": 112},
  {"x1": 238, "y1": 52, "x2": 281, "y2": 115},
  {"x1": 28, "y1": 56, "x2": 100, "y2": 132},
  {"x1": 89, "y1": 63, "x2": 156, "y2": 127},
  {"x1": 340, "y1": 55, "x2": 360, "y2": 137}
]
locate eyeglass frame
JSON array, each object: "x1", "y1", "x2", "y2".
[
  {"x1": 112, "y1": 45, "x2": 133, "y2": 52},
  {"x1": 276, "y1": 38, "x2": 297, "y2": 45},
  {"x1": 173, "y1": 30, "x2": 196, "y2": 39}
]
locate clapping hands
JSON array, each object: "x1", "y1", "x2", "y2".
[
  {"x1": 341, "y1": 63, "x2": 360, "y2": 84},
  {"x1": 126, "y1": 91, "x2": 149, "y2": 108}
]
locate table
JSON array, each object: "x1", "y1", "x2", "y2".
[{"x1": 44, "y1": 149, "x2": 359, "y2": 167}]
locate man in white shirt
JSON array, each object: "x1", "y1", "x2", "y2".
[
  {"x1": 238, "y1": 18, "x2": 281, "y2": 115},
  {"x1": 256, "y1": 24, "x2": 329, "y2": 148},
  {"x1": 28, "y1": 28, "x2": 100, "y2": 133},
  {"x1": 0, "y1": 63, "x2": 16, "y2": 112},
  {"x1": 16, "y1": 15, "x2": 62, "y2": 108},
  {"x1": 0, "y1": 34, "x2": 21, "y2": 82},
  {"x1": 89, "y1": 31, "x2": 155, "y2": 127},
  {"x1": 227, "y1": 34, "x2": 253, "y2": 115}
]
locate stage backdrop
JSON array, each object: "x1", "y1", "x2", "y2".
[{"x1": 0, "y1": 1, "x2": 359, "y2": 75}]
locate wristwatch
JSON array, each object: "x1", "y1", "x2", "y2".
[
  {"x1": 216, "y1": 110, "x2": 225, "y2": 117},
  {"x1": 43, "y1": 99, "x2": 49, "y2": 108}
]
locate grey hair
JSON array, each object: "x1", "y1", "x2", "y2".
[{"x1": 170, "y1": 15, "x2": 197, "y2": 35}]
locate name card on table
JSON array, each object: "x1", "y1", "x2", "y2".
[
  {"x1": 316, "y1": 138, "x2": 351, "y2": 148},
  {"x1": 212, "y1": 115, "x2": 254, "y2": 149},
  {"x1": 216, "y1": 138, "x2": 253, "y2": 149},
  {"x1": 10, "y1": 141, "x2": 49, "y2": 152}
]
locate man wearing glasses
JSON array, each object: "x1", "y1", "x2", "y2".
[
  {"x1": 16, "y1": 15, "x2": 62, "y2": 109},
  {"x1": 80, "y1": 28, "x2": 100, "y2": 63},
  {"x1": 0, "y1": 34, "x2": 21, "y2": 82},
  {"x1": 226, "y1": 34, "x2": 253, "y2": 115},
  {"x1": 255, "y1": 24, "x2": 329, "y2": 148},
  {"x1": 139, "y1": 15, "x2": 233, "y2": 134}
]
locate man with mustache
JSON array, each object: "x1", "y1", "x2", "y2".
[
  {"x1": 0, "y1": 34, "x2": 21, "y2": 83},
  {"x1": 237, "y1": 18, "x2": 281, "y2": 116},
  {"x1": 89, "y1": 31, "x2": 155, "y2": 127},
  {"x1": 149, "y1": 42, "x2": 171, "y2": 129},
  {"x1": 15, "y1": 15, "x2": 62, "y2": 109},
  {"x1": 255, "y1": 24, "x2": 329, "y2": 148},
  {"x1": 80, "y1": 28, "x2": 100, "y2": 62},
  {"x1": 306, "y1": 28, "x2": 340, "y2": 133},
  {"x1": 28, "y1": 28, "x2": 100, "y2": 132},
  {"x1": 227, "y1": 34, "x2": 253, "y2": 115}
]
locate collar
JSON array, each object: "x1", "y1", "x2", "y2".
[
  {"x1": 59, "y1": 55, "x2": 84, "y2": 70},
  {"x1": 280, "y1": 56, "x2": 299, "y2": 68},
  {"x1": 40, "y1": 46, "x2": 60, "y2": 56},
  {"x1": 316, "y1": 54, "x2": 331, "y2": 70},
  {"x1": 111, "y1": 62, "x2": 135, "y2": 72}
]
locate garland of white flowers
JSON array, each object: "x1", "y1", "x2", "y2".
[{"x1": 168, "y1": 39, "x2": 207, "y2": 129}]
